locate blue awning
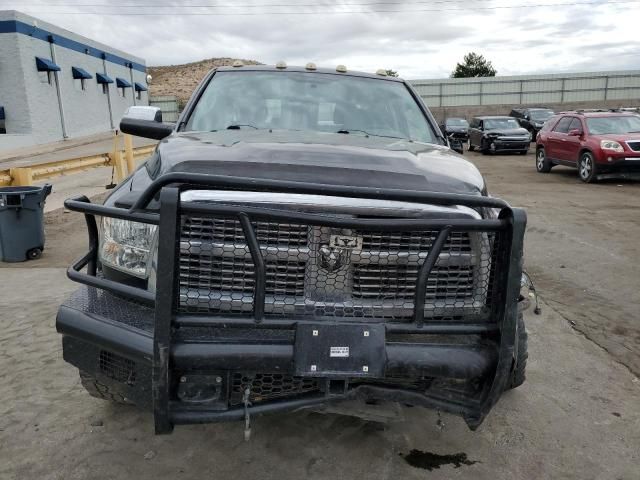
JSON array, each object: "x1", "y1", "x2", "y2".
[
  {"x1": 96, "y1": 72, "x2": 114, "y2": 84},
  {"x1": 35, "y1": 57, "x2": 60, "y2": 72},
  {"x1": 71, "y1": 66, "x2": 93, "y2": 80},
  {"x1": 134, "y1": 82, "x2": 148, "y2": 92},
  {"x1": 116, "y1": 77, "x2": 132, "y2": 88}
]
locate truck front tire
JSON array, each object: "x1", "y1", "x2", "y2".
[{"x1": 508, "y1": 312, "x2": 528, "y2": 389}]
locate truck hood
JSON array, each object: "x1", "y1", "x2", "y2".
[{"x1": 150, "y1": 130, "x2": 486, "y2": 196}]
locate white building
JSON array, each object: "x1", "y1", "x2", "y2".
[{"x1": 0, "y1": 10, "x2": 149, "y2": 152}]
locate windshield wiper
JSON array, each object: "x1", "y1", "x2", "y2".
[
  {"x1": 226, "y1": 124, "x2": 259, "y2": 130},
  {"x1": 336, "y1": 129, "x2": 409, "y2": 141}
]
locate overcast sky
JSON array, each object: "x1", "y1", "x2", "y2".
[{"x1": 4, "y1": 0, "x2": 640, "y2": 78}]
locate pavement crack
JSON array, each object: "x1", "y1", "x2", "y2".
[{"x1": 544, "y1": 299, "x2": 639, "y2": 379}]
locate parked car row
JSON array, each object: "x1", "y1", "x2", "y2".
[
  {"x1": 440, "y1": 106, "x2": 640, "y2": 183},
  {"x1": 440, "y1": 116, "x2": 532, "y2": 155},
  {"x1": 440, "y1": 107, "x2": 555, "y2": 155}
]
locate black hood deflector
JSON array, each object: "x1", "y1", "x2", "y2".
[{"x1": 150, "y1": 130, "x2": 486, "y2": 196}]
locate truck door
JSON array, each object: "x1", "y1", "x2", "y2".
[{"x1": 562, "y1": 117, "x2": 584, "y2": 165}]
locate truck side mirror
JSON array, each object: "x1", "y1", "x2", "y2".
[{"x1": 120, "y1": 106, "x2": 173, "y2": 140}]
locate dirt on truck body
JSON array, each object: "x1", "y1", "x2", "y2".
[{"x1": 56, "y1": 65, "x2": 528, "y2": 435}]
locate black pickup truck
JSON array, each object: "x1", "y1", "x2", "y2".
[{"x1": 57, "y1": 65, "x2": 528, "y2": 435}]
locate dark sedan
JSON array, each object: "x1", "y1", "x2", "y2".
[
  {"x1": 439, "y1": 117, "x2": 470, "y2": 142},
  {"x1": 468, "y1": 116, "x2": 531, "y2": 155}
]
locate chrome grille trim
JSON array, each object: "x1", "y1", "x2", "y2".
[
  {"x1": 353, "y1": 264, "x2": 475, "y2": 300},
  {"x1": 182, "y1": 217, "x2": 309, "y2": 247},
  {"x1": 179, "y1": 255, "x2": 306, "y2": 296},
  {"x1": 180, "y1": 241, "x2": 310, "y2": 263},
  {"x1": 497, "y1": 136, "x2": 529, "y2": 142},
  {"x1": 358, "y1": 230, "x2": 471, "y2": 252}
]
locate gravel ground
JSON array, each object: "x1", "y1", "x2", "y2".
[
  {"x1": 470, "y1": 150, "x2": 640, "y2": 376},
  {"x1": 1, "y1": 149, "x2": 639, "y2": 479}
]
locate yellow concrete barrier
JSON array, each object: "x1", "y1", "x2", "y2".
[
  {"x1": 0, "y1": 133, "x2": 156, "y2": 186},
  {"x1": 124, "y1": 132, "x2": 135, "y2": 174},
  {"x1": 0, "y1": 171, "x2": 13, "y2": 187}
]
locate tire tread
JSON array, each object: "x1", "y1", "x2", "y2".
[{"x1": 509, "y1": 312, "x2": 528, "y2": 389}]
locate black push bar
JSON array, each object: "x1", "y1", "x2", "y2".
[{"x1": 62, "y1": 173, "x2": 525, "y2": 434}]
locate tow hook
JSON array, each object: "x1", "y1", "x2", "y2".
[
  {"x1": 436, "y1": 410, "x2": 446, "y2": 431},
  {"x1": 243, "y1": 386, "x2": 252, "y2": 441},
  {"x1": 521, "y1": 271, "x2": 541, "y2": 315}
]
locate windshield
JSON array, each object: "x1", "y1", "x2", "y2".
[
  {"x1": 586, "y1": 116, "x2": 640, "y2": 135},
  {"x1": 446, "y1": 118, "x2": 469, "y2": 127},
  {"x1": 185, "y1": 71, "x2": 437, "y2": 143},
  {"x1": 529, "y1": 110, "x2": 554, "y2": 121},
  {"x1": 484, "y1": 118, "x2": 521, "y2": 130}
]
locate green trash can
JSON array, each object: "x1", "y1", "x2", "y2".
[{"x1": 0, "y1": 184, "x2": 52, "y2": 262}]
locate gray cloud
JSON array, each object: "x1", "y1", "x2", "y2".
[{"x1": 4, "y1": 0, "x2": 639, "y2": 78}]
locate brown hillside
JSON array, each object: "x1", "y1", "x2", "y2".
[{"x1": 147, "y1": 57, "x2": 262, "y2": 106}]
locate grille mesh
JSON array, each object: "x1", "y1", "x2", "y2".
[
  {"x1": 99, "y1": 350, "x2": 136, "y2": 384},
  {"x1": 178, "y1": 214, "x2": 501, "y2": 320},
  {"x1": 230, "y1": 373, "x2": 320, "y2": 405}
]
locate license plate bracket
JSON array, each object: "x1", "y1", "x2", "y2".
[{"x1": 294, "y1": 323, "x2": 386, "y2": 377}]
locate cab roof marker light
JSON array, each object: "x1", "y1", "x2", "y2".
[
  {"x1": 305, "y1": 62, "x2": 317, "y2": 71},
  {"x1": 336, "y1": 65, "x2": 347, "y2": 73},
  {"x1": 276, "y1": 61, "x2": 287, "y2": 69},
  {"x1": 376, "y1": 69, "x2": 388, "y2": 76},
  {"x1": 232, "y1": 60, "x2": 244, "y2": 68}
]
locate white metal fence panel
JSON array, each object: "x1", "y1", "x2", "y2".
[{"x1": 410, "y1": 70, "x2": 640, "y2": 107}]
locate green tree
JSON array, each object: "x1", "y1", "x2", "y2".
[
  {"x1": 385, "y1": 69, "x2": 399, "y2": 77},
  {"x1": 450, "y1": 52, "x2": 497, "y2": 78}
]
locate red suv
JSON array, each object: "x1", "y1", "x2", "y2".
[{"x1": 535, "y1": 111, "x2": 640, "y2": 182}]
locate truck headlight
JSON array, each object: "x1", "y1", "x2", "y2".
[
  {"x1": 600, "y1": 140, "x2": 624, "y2": 152},
  {"x1": 99, "y1": 218, "x2": 157, "y2": 278}
]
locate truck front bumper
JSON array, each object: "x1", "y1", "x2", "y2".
[{"x1": 58, "y1": 286, "x2": 504, "y2": 430}]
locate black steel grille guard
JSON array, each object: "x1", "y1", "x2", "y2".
[{"x1": 63, "y1": 173, "x2": 526, "y2": 433}]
